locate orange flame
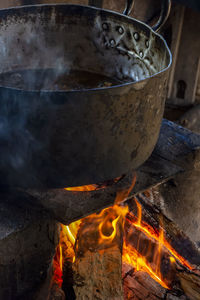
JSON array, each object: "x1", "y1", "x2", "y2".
[
  {"x1": 54, "y1": 179, "x2": 192, "y2": 291},
  {"x1": 65, "y1": 219, "x2": 81, "y2": 246},
  {"x1": 122, "y1": 198, "x2": 193, "y2": 289},
  {"x1": 64, "y1": 184, "x2": 97, "y2": 192},
  {"x1": 122, "y1": 198, "x2": 170, "y2": 289},
  {"x1": 99, "y1": 215, "x2": 120, "y2": 241},
  {"x1": 53, "y1": 244, "x2": 63, "y2": 288},
  {"x1": 64, "y1": 176, "x2": 136, "y2": 247},
  {"x1": 98, "y1": 205, "x2": 129, "y2": 243},
  {"x1": 125, "y1": 199, "x2": 192, "y2": 271},
  {"x1": 123, "y1": 244, "x2": 169, "y2": 289},
  {"x1": 64, "y1": 176, "x2": 123, "y2": 192}
]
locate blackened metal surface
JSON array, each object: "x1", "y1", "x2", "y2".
[
  {"x1": 0, "y1": 4, "x2": 171, "y2": 188},
  {"x1": 5, "y1": 120, "x2": 200, "y2": 225}
]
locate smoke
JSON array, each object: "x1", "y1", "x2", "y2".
[
  {"x1": 0, "y1": 11, "x2": 75, "y2": 186},
  {"x1": 0, "y1": 88, "x2": 39, "y2": 176}
]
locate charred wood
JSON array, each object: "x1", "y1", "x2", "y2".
[
  {"x1": 123, "y1": 194, "x2": 200, "y2": 300},
  {"x1": 123, "y1": 268, "x2": 189, "y2": 300},
  {"x1": 126, "y1": 193, "x2": 200, "y2": 266},
  {"x1": 123, "y1": 263, "x2": 200, "y2": 300}
]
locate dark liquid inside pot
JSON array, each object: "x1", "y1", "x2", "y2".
[{"x1": 0, "y1": 69, "x2": 122, "y2": 91}]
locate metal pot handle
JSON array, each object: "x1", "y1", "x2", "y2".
[
  {"x1": 151, "y1": 0, "x2": 171, "y2": 31},
  {"x1": 88, "y1": 1, "x2": 171, "y2": 32},
  {"x1": 123, "y1": 0, "x2": 135, "y2": 16},
  {"x1": 123, "y1": 0, "x2": 171, "y2": 32}
]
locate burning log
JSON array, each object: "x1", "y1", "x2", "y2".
[
  {"x1": 73, "y1": 245, "x2": 123, "y2": 299},
  {"x1": 71, "y1": 204, "x2": 127, "y2": 300},
  {"x1": 123, "y1": 247, "x2": 200, "y2": 300},
  {"x1": 123, "y1": 194, "x2": 200, "y2": 300},
  {"x1": 123, "y1": 269, "x2": 168, "y2": 300},
  {"x1": 55, "y1": 190, "x2": 200, "y2": 300}
]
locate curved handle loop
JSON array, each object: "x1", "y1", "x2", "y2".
[
  {"x1": 123, "y1": 0, "x2": 135, "y2": 16},
  {"x1": 151, "y1": 0, "x2": 171, "y2": 31},
  {"x1": 88, "y1": 0, "x2": 171, "y2": 32},
  {"x1": 123, "y1": 0, "x2": 171, "y2": 32}
]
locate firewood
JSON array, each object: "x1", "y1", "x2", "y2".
[
  {"x1": 59, "y1": 192, "x2": 200, "y2": 300},
  {"x1": 123, "y1": 193, "x2": 200, "y2": 300},
  {"x1": 72, "y1": 209, "x2": 124, "y2": 300},
  {"x1": 123, "y1": 268, "x2": 191, "y2": 300},
  {"x1": 126, "y1": 193, "x2": 200, "y2": 266},
  {"x1": 123, "y1": 270, "x2": 167, "y2": 300},
  {"x1": 177, "y1": 270, "x2": 200, "y2": 300}
]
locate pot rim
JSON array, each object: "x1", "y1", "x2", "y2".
[{"x1": 0, "y1": 3, "x2": 172, "y2": 94}]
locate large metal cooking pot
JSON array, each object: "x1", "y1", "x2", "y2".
[{"x1": 0, "y1": 1, "x2": 171, "y2": 189}]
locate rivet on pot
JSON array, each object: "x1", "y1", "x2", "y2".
[
  {"x1": 133, "y1": 32, "x2": 140, "y2": 41},
  {"x1": 110, "y1": 39, "x2": 116, "y2": 47},
  {"x1": 139, "y1": 51, "x2": 143, "y2": 58},
  {"x1": 145, "y1": 40, "x2": 149, "y2": 48},
  {"x1": 102, "y1": 23, "x2": 109, "y2": 31},
  {"x1": 117, "y1": 26, "x2": 124, "y2": 35}
]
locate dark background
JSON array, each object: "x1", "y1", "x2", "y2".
[{"x1": 174, "y1": 0, "x2": 200, "y2": 11}]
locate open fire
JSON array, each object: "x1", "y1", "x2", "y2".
[{"x1": 53, "y1": 179, "x2": 194, "y2": 297}]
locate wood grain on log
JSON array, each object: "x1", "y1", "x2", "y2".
[
  {"x1": 72, "y1": 212, "x2": 124, "y2": 300},
  {"x1": 178, "y1": 270, "x2": 200, "y2": 300}
]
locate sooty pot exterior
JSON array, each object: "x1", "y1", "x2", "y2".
[{"x1": 0, "y1": 4, "x2": 171, "y2": 188}]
